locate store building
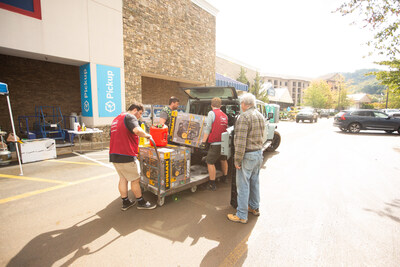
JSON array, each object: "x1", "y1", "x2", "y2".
[{"x1": 0, "y1": 0, "x2": 217, "y2": 137}]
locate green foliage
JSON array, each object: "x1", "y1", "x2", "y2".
[
  {"x1": 336, "y1": 0, "x2": 400, "y2": 58},
  {"x1": 372, "y1": 59, "x2": 400, "y2": 108},
  {"x1": 250, "y1": 72, "x2": 268, "y2": 102},
  {"x1": 361, "y1": 103, "x2": 374, "y2": 109},
  {"x1": 237, "y1": 67, "x2": 249, "y2": 85},
  {"x1": 303, "y1": 80, "x2": 333, "y2": 108}
]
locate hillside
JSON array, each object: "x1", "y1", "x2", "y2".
[{"x1": 341, "y1": 69, "x2": 386, "y2": 94}]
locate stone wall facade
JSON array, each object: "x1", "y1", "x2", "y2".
[{"x1": 123, "y1": 0, "x2": 216, "y2": 106}]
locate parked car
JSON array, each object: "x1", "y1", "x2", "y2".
[
  {"x1": 333, "y1": 109, "x2": 400, "y2": 134},
  {"x1": 296, "y1": 109, "x2": 318, "y2": 123},
  {"x1": 319, "y1": 109, "x2": 330, "y2": 119},
  {"x1": 181, "y1": 87, "x2": 281, "y2": 158},
  {"x1": 381, "y1": 109, "x2": 400, "y2": 118}
]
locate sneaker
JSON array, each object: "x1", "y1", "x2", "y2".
[
  {"x1": 121, "y1": 200, "x2": 136, "y2": 211},
  {"x1": 248, "y1": 207, "x2": 260, "y2": 216},
  {"x1": 207, "y1": 182, "x2": 217, "y2": 191},
  {"x1": 227, "y1": 214, "x2": 247, "y2": 224},
  {"x1": 137, "y1": 201, "x2": 157, "y2": 210}
]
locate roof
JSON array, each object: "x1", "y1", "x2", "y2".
[
  {"x1": 215, "y1": 73, "x2": 248, "y2": 91},
  {"x1": 265, "y1": 87, "x2": 293, "y2": 104},
  {"x1": 347, "y1": 93, "x2": 371, "y2": 103}
]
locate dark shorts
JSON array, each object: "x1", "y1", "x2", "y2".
[{"x1": 206, "y1": 144, "x2": 227, "y2": 164}]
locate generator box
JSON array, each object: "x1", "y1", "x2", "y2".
[
  {"x1": 139, "y1": 145, "x2": 190, "y2": 190},
  {"x1": 169, "y1": 111, "x2": 206, "y2": 148}
]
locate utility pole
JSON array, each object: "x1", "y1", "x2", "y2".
[
  {"x1": 337, "y1": 80, "x2": 341, "y2": 111},
  {"x1": 385, "y1": 87, "x2": 389, "y2": 109}
]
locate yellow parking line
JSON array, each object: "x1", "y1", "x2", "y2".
[
  {"x1": 219, "y1": 232, "x2": 251, "y2": 267},
  {"x1": 0, "y1": 184, "x2": 69, "y2": 204},
  {"x1": 47, "y1": 159, "x2": 102, "y2": 166},
  {"x1": 0, "y1": 174, "x2": 68, "y2": 184},
  {"x1": 0, "y1": 172, "x2": 115, "y2": 204}
]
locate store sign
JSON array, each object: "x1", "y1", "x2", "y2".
[
  {"x1": 0, "y1": 0, "x2": 42, "y2": 19},
  {"x1": 79, "y1": 64, "x2": 93, "y2": 117},
  {"x1": 0, "y1": 82, "x2": 9, "y2": 95},
  {"x1": 97, "y1": 64, "x2": 121, "y2": 117}
]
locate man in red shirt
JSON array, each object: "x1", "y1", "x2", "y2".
[
  {"x1": 110, "y1": 102, "x2": 156, "y2": 210},
  {"x1": 201, "y1": 97, "x2": 229, "y2": 191}
]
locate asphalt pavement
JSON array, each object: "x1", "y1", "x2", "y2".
[{"x1": 0, "y1": 118, "x2": 399, "y2": 266}]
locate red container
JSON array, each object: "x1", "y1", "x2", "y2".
[{"x1": 150, "y1": 125, "x2": 168, "y2": 147}]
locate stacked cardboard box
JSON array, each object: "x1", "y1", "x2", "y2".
[
  {"x1": 169, "y1": 111, "x2": 206, "y2": 148},
  {"x1": 139, "y1": 144, "x2": 190, "y2": 190}
]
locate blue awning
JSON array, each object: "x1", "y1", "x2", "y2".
[{"x1": 216, "y1": 73, "x2": 248, "y2": 92}]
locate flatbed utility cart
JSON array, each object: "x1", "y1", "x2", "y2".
[
  {"x1": 140, "y1": 164, "x2": 222, "y2": 206},
  {"x1": 139, "y1": 139, "x2": 221, "y2": 206}
]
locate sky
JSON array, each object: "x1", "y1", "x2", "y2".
[{"x1": 206, "y1": 0, "x2": 384, "y2": 78}]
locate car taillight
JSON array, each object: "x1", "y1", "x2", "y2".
[{"x1": 340, "y1": 114, "x2": 346, "y2": 121}]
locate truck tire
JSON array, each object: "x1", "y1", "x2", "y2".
[{"x1": 266, "y1": 131, "x2": 281, "y2": 152}]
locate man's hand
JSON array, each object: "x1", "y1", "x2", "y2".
[
  {"x1": 235, "y1": 165, "x2": 241, "y2": 170},
  {"x1": 199, "y1": 143, "x2": 207, "y2": 150},
  {"x1": 145, "y1": 134, "x2": 152, "y2": 139}
]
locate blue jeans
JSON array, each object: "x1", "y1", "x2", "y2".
[{"x1": 236, "y1": 150, "x2": 263, "y2": 220}]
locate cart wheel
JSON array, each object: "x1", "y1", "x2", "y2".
[
  {"x1": 190, "y1": 185, "x2": 197, "y2": 193},
  {"x1": 158, "y1": 196, "x2": 165, "y2": 206}
]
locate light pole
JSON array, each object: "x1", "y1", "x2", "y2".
[{"x1": 385, "y1": 86, "x2": 389, "y2": 109}]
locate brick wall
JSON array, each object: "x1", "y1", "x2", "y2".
[
  {"x1": 0, "y1": 54, "x2": 81, "y2": 135},
  {"x1": 123, "y1": 0, "x2": 216, "y2": 106},
  {"x1": 141, "y1": 76, "x2": 189, "y2": 105}
]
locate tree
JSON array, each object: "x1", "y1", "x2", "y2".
[
  {"x1": 336, "y1": 0, "x2": 400, "y2": 59},
  {"x1": 236, "y1": 67, "x2": 249, "y2": 85},
  {"x1": 372, "y1": 59, "x2": 400, "y2": 107},
  {"x1": 250, "y1": 72, "x2": 268, "y2": 102},
  {"x1": 302, "y1": 80, "x2": 333, "y2": 108},
  {"x1": 333, "y1": 86, "x2": 351, "y2": 110}
]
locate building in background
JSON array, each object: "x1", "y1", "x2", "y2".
[
  {"x1": 347, "y1": 93, "x2": 372, "y2": 109},
  {"x1": 216, "y1": 53, "x2": 311, "y2": 106},
  {"x1": 261, "y1": 74, "x2": 311, "y2": 106},
  {"x1": 319, "y1": 73, "x2": 344, "y2": 92}
]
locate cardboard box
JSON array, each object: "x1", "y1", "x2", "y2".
[
  {"x1": 169, "y1": 111, "x2": 206, "y2": 148},
  {"x1": 139, "y1": 145, "x2": 190, "y2": 190}
]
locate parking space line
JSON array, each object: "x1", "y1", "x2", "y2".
[
  {"x1": 219, "y1": 232, "x2": 251, "y2": 267},
  {"x1": 73, "y1": 152, "x2": 114, "y2": 169},
  {"x1": 0, "y1": 174, "x2": 68, "y2": 184},
  {"x1": 0, "y1": 172, "x2": 115, "y2": 204},
  {"x1": 47, "y1": 159, "x2": 102, "y2": 166}
]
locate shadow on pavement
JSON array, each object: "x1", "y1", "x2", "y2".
[
  {"x1": 335, "y1": 130, "x2": 400, "y2": 137},
  {"x1": 364, "y1": 199, "x2": 400, "y2": 224},
  {"x1": 7, "y1": 183, "x2": 257, "y2": 266}
]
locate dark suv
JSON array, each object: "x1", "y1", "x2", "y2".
[{"x1": 333, "y1": 109, "x2": 400, "y2": 134}]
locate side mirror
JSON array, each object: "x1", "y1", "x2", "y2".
[{"x1": 267, "y1": 112, "x2": 274, "y2": 120}]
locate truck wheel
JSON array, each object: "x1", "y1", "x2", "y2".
[
  {"x1": 266, "y1": 131, "x2": 281, "y2": 152},
  {"x1": 190, "y1": 185, "x2": 197, "y2": 193}
]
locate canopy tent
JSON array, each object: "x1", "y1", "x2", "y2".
[
  {"x1": 216, "y1": 73, "x2": 248, "y2": 92},
  {"x1": 0, "y1": 82, "x2": 23, "y2": 175}
]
